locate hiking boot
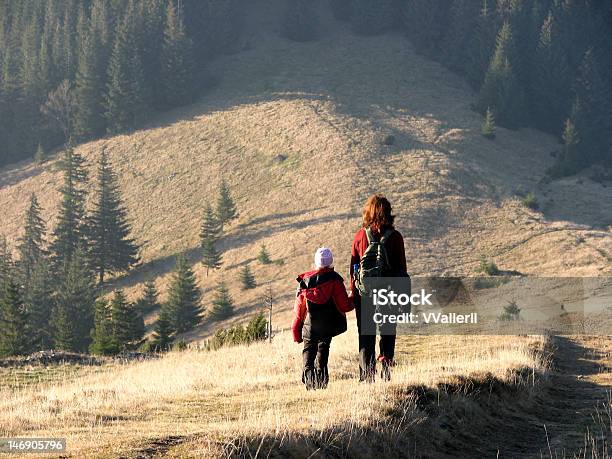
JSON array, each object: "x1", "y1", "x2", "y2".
[
  {"x1": 316, "y1": 367, "x2": 329, "y2": 389},
  {"x1": 303, "y1": 369, "x2": 316, "y2": 390},
  {"x1": 378, "y1": 356, "x2": 395, "y2": 382}
]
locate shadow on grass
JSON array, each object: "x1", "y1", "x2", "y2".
[{"x1": 109, "y1": 209, "x2": 355, "y2": 293}]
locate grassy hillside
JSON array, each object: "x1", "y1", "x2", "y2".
[
  {"x1": 0, "y1": 4, "x2": 610, "y2": 337},
  {"x1": 0, "y1": 3, "x2": 610, "y2": 457}
]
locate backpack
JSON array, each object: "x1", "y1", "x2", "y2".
[{"x1": 354, "y1": 227, "x2": 394, "y2": 296}]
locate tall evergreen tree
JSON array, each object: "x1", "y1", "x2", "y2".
[
  {"x1": 49, "y1": 145, "x2": 88, "y2": 273},
  {"x1": 52, "y1": 248, "x2": 96, "y2": 352},
  {"x1": 74, "y1": 16, "x2": 106, "y2": 139},
  {"x1": 152, "y1": 309, "x2": 174, "y2": 351},
  {"x1": 23, "y1": 259, "x2": 54, "y2": 351},
  {"x1": 443, "y1": 0, "x2": 481, "y2": 74},
  {"x1": 90, "y1": 298, "x2": 118, "y2": 355},
  {"x1": 136, "y1": 280, "x2": 159, "y2": 314},
  {"x1": 239, "y1": 264, "x2": 256, "y2": 290},
  {"x1": 0, "y1": 280, "x2": 29, "y2": 357},
  {"x1": 549, "y1": 118, "x2": 581, "y2": 178},
  {"x1": 216, "y1": 179, "x2": 238, "y2": 229},
  {"x1": 533, "y1": 11, "x2": 571, "y2": 133},
  {"x1": 209, "y1": 280, "x2": 234, "y2": 321},
  {"x1": 0, "y1": 235, "x2": 13, "y2": 291},
  {"x1": 109, "y1": 290, "x2": 135, "y2": 350},
  {"x1": 570, "y1": 48, "x2": 612, "y2": 167},
  {"x1": 476, "y1": 22, "x2": 525, "y2": 128},
  {"x1": 166, "y1": 257, "x2": 202, "y2": 333},
  {"x1": 87, "y1": 150, "x2": 139, "y2": 284},
  {"x1": 200, "y1": 204, "x2": 221, "y2": 276},
  {"x1": 465, "y1": 0, "x2": 498, "y2": 88},
  {"x1": 104, "y1": 0, "x2": 146, "y2": 134},
  {"x1": 159, "y1": 1, "x2": 194, "y2": 109},
  {"x1": 17, "y1": 193, "x2": 46, "y2": 281},
  {"x1": 34, "y1": 143, "x2": 46, "y2": 164},
  {"x1": 401, "y1": 0, "x2": 449, "y2": 56},
  {"x1": 482, "y1": 107, "x2": 496, "y2": 139},
  {"x1": 129, "y1": 302, "x2": 145, "y2": 346}
]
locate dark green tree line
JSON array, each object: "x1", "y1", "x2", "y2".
[{"x1": 0, "y1": 0, "x2": 245, "y2": 167}]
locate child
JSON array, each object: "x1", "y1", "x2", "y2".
[{"x1": 292, "y1": 247, "x2": 353, "y2": 390}]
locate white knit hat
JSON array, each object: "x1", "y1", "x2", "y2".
[{"x1": 314, "y1": 247, "x2": 334, "y2": 269}]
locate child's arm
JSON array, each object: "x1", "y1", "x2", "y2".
[
  {"x1": 291, "y1": 292, "x2": 307, "y2": 343},
  {"x1": 332, "y1": 280, "x2": 354, "y2": 313}
]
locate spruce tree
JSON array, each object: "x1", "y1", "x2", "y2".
[
  {"x1": 245, "y1": 312, "x2": 268, "y2": 342},
  {"x1": 0, "y1": 235, "x2": 13, "y2": 291},
  {"x1": 90, "y1": 299, "x2": 118, "y2": 355},
  {"x1": 166, "y1": 257, "x2": 202, "y2": 333},
  {"x1": 200, "y1": 204, "x2": 222, "y2": 276},
  {"x1": 400, "y1": 0, "x2": 448, "y2": 56},
  {"x1": 216, "y1": 179, "x2": 238, "y2": 229},
  {"x1": 129, "y1": 303, "x2": 145, "y2": 346},
  {"x1": 74, "y1": 17, "x2": 106, "y2": 139},
  {"x1": 152, "y1": 309, "x2": 174, "y2": 351},
  {"x1": 570, "y1": 48, "x2": 612, "y2": 167},
  {"x1": 87, "y1": 150, "x2": 139, "y2": 284},
  {"x1": 533, "y1": 11, "x2": 571, "y2": 134},
  {"x1": 550, "y1": 117, "x2": 580, "y2": 177},
  {"x1": 109, "y1": 290, "x2": 134, "y2": 351},
  {"x1": 0, "y1": 280, "x2": 29, "y2": 357},
  {"x1": 23, "y1": 260, "x2": 53, "y2": 351},
  {"x1": 210, "y1": 281, "x2": 234, "y2": 321},
  {"x1": 482, "y1": 107, "x2": 496, "y2": 139},
  {"x1": 49, "y1": 145, "x2": 88, "y2": 274},
  {"x1": 104, "y1": 0, "x2": 146, "y2": 134},
  {"x1": 258, "y1": 244, "x2": 271, "y2": 265},
  {"x1": 17, "y1": 193, "x2": 46, "y2": 281},
  {"x1": 159, "y1": 1, "x2": 194, "y2": 109},
  {"x1": 136, "y1": 280, "x2": 159, "y2": 314},
  {"x1": 34, "y1": 143, "x2": 46, "y2": 164},
  {"x1": 52, "y1": 248, "x2": 96, "y2": 352},
  {"x1": 239, "y1": 264, "x2": 256, "y2": 290},
  {"x1": 477, "y1": 22, "x2": 525, "y2": 128},
  {"x1": 465, "y1": 0, "x2": 498, "y2": 88}
]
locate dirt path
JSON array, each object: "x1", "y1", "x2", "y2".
[
  {"x1": 430, "y1": 335, "x2": 611, "y2": 458},
  {"x1": 537, "y1": 336, "x2": 611, "y2": 457}
]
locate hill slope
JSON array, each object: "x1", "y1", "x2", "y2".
[{"x1": 0, "y1": 2, "x2": 611, "y2": 336}]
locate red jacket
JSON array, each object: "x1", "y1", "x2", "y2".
[
  {"x1": 292, "y1": 267, "x2": 354, "y2": 343},
  {"x1": 349, "y1": 226, "x2": 407, "y2": 294}
]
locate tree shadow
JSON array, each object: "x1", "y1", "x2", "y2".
[{"x1": 109, "y1": 209, "x2": 355, "y2": 292}]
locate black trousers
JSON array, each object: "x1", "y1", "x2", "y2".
[
  {"x1": 302, "y1": 336, "x2": 332, "y2": 388},
  {"x1": 355, "y1": 295, "x2": 397, "y2": 382}
]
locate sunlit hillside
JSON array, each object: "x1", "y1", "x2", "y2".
[{"x1": 0, "y1": 2, "x2": 610, "y2": 458}]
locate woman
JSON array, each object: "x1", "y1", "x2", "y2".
[{"x1": 349, "y1": 194, "x2": 408, "y2": 382}]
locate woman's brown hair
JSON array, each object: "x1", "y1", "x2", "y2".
[{"x1": 362, "y1": 194, "x2": 395, "y2": 229}]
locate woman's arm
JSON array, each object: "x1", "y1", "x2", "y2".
[{"x1": 349, "y1": 230, "x2": 362, "y2": 294}]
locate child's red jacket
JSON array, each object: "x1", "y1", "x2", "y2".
[{"x1": 292, "y1": 267, "x2": 354, "y2": 343}]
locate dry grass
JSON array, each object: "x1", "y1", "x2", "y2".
[
  {"x1": 0, "y1": 2, "x2": 610, "y2": 337},
  {"x1": 0, "y1": 326, "x2": 548, "y2": 457}
]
